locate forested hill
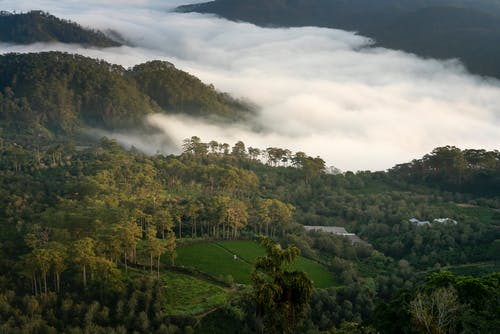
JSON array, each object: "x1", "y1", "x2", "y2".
[
  {"x1": 177, "y1": 0, "x2": 500, "y2": 79},
  {"x1": 0, "y1": 10, "x2": 120, "y2": 47},
  {"x1": 390, "y1": 146, "x2": 500, "y2": 197},
  {"x1": 128, "y1": 61, "x2": 253, "y2": 120},
  {"x1": 0, "y1": 52, "x2": 254, "y2": 140}
]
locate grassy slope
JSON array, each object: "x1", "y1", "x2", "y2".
[
  {"x1": 175, "y1": 240, "x2": 336, "y2": 288},
  {"x1": 175, "y1": 242, "x2": 254, "y2": 284}
]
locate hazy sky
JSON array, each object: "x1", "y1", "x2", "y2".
[{"x1": 1, "y1": 0, "x2": 499, "y2": 171}]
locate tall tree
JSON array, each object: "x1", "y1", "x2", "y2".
[
  {"x1": 252, "y1": 237, "x2": 313, "y2": 334},
  {"x1": 72, "y1": 237, "x2": 96, "y2": 288}
]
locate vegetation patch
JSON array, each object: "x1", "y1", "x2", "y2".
[
  {"x1": 175, "y1": 242, "x2": 254, "y2": 284},
  {"x1": 443, "y1": 262, "x2": 500, "y2": 277},
  {"x1": 161, "y1": 271, "x2": 228, "y2": 316},
  {"x1": 175, "y1": 240, "x2": 336, "y2": 288}
]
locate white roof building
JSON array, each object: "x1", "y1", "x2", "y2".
[
  {"x1": 409, "y1": 218, "x2": 431, "y2": 226},
  {"x1": 304, "y1": 226, "x2": 370, "y2": 246}
]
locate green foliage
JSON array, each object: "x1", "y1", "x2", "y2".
[
  {"x1": 0, "y1": 127, "x2": 498, "y2": 332},
  {"x1": 252, "y1": 237, "x2": 313, "y2": 334},
  {"x1": 175, "y1": 240, "x2": 334, "y2": 288},
  {"x1": 375, "y1": 271, "x2": 500, "y2": 333},
  {"x1": 329, "y1": 322, "x2": 378, "y2": 334},
  {"x1": 0, "y1": 52, "x2": 159, "y2": 135},
  {"x1": 390, "y1": 146, "x2": 500, "y2": 196},
  {"x1": 309, "y1": 282, "x2": 377, "y2": 331},
  {"x1": 0, "y1": 11, "x2": 120, "y2": 46},
  {"x1": 0, "y1": 277, "x2": 176, "y2": 333},
  {"x1": 128, "y1": 61, "x2": 254, "y2": 120},
  {"x1": 176, "y1": 242, "x2": 254, "y2": 284},
  {"x1": 161, "y1": 270, "x2": 228, "y2": 315},
  {"x1": 0, "y1": 52, "x2": 254, "y2": 140}
]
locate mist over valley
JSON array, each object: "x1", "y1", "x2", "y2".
[{"x1": 1, "y1": 0, "x2": 499, "y2": 170}]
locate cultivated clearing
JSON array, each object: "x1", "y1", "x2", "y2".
[{"x1": 175, "y1": 240, "x2": 336, "y2": 288}]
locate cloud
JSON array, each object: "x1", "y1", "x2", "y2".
[{"x1": 1, "y1": 0, "x2": 499, "y2": 170}]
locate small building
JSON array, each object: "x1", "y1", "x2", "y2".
[
  {"x1": 433, "y1": 218, "x2": 458, "y2": 225},
  {"x1": 304, "y1": 226, "x2": 352, "y2": 235},
  {"x1": 304, "y1": 225, "x2": 370, "y2": 246},
  {"x1": 409, "y1": 218, "x2": 430, "y2": 226}
]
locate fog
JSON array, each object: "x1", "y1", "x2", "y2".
[{"x1": 1, "y1": 0, "x2": 499, "y2": 170}]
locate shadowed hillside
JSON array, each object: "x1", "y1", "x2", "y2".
[
  {"x1": 178, "y1": 0, "x2": 500, "y2": 78},
  {"x1": 0, "y1": 10, "x2": 120, "y2": 47}
]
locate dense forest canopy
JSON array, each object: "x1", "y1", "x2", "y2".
[
  {"x1": 1, "y1": 127, "x2": 499, "y2": 332},
  {"x1": 127, "y1": 61, "x2": 254, "y2": 120},
  {"x1": 0, "y1": 10, "x2": 120, "y2": 47},
  {"x1": 0, "y1": 52, "x2": 254, "y2": 142},
  {"x1": 177, "y1": 0, "x2": 500, "y2": 79},
  {"x1": 0, "y1": 8, "x2": 498, "y2": 332}
]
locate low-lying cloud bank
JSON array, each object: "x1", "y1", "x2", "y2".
[{"x1": 1, "y1": 0, "x2": 499, "y2": 170}]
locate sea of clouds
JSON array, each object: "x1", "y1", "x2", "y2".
[{"x1": 1, "y1": 0, "x2": 499, "y2": 170}]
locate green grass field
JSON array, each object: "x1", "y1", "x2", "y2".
[
  {"x1": 174, "y1": 242, "x2": 253, "y2": 283},
  {"x1": 174, "y1": 240, "x2": 336, "y2": 288}
]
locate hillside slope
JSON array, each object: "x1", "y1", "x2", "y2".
[
  {"x1": 0, "y1": 52, "x2": 254, "y2": 141},
  {"x1": 0, "y1": 10, "x2": 120, "y2": 47},
  {"x1": 178, "y1": 0, "x2": 500, "y2": 78}
]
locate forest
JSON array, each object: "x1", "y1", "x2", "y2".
[
  {"x1": 0, "y1": 132, "x2": 499, "y2": 332},
  {"x1": 0, "y1": 11, "x2": 120, "y2": 47},
  {"x1": 0, "y1": 52, "x2": 254, "y2": 141},
  {"x1": 0, "y1": 41, "x2": 498, "y2": 334}
]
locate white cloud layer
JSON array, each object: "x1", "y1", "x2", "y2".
[{"x1": 1, "y1": 0, "x2": 499, "y2": 170}]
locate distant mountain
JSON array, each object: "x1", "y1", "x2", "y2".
[
  {"x1": 178, "y1": 0, "x2": 500, "y2": 79},
  {"x1": 0, "y1": 52, "x2": 254, "y2": 142},
  {"x1": 0, "y1": 10, "x2": 120, "y2": 47}
]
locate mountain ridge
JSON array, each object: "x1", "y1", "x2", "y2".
[
  {"x1": 177, "y1": 0, "x2": 500, "y2": 79},
  {"x1": 0, "y1": 10, "x2": 121, "y2": 47},
  {"x1": 0, "y1": 52, "x2": 255, "y2": 144}
]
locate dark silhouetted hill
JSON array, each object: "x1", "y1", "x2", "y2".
[
  {"x1": 0, "y1": 10, "x2": 120, "y2": 47},
  {"x1": 178, "y1": 0, "x2": 500, "y2": 78}
]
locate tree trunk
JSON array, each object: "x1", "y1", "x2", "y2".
[
  {"x1": 157, "y1": 254, "x2": 161, "y2": 279},
  {"x1": 83, "y1": 264, "x2": 87, "y2": 288},
  {"x1": 35, "y1": 278, "x2": 43, "y2": 294},
  {"x1": 43, "y1": 272, "x2": 47, "y2": 294},
  {"x1": 32, "y1": 275, "x2": 37, "y2": 295}
]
